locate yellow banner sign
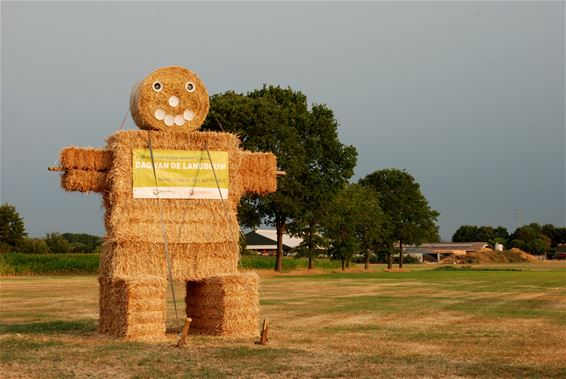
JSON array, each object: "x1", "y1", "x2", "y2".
[{"x1": 132, "y1": 149, "x2": 229, "y2": 199}]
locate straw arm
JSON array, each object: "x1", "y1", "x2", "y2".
[
  {"x1": 238, "y1": 151, "x2": 279, "y2": 195},
  {"x1": 59, "y1": 147, "x2": 112, "y2": 171},
  {"x1": 50, "y1": 146, "x2": 112, "y2": 193}
]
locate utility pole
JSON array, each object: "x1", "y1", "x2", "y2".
[{"x1": 513, "y1": 208, "x2": 524, "y2": 229}]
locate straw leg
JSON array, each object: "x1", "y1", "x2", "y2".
[
  {"x1": 98, "y1": 275, "x2": 167, "y2": 341},
  {"x1": 185, "y1": 273, "x2": 260, "y2": 337},
  {"x1": 98, "y1": 276, "x2": 114, "y2": 335}
]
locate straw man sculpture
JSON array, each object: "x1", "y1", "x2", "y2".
[{"x1": 51, "y1": 66, "x2": 279, "y2": 340}]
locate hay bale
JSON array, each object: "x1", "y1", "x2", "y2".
[
  {"x1": 61, "y1": 170, "x2": 107, "y2": 192},
  {"x1": 99, "y1": 241, "x2": 238, "y2": 280},
  {"x1": 185, "y1": 273, "x2": 259, "y2": 337},
  {"x1": 60, "y1": 147, "x2": 112, "y2": 171},
  {"x1": 59, "y1": 147, "x2": 111, "y2": 192},
  {"x1": 130, "y1": 66, "x2": 209, "y2": 132},
  {"x1": 98, "y1": 275, "x2": 167, "y2": 341},
  {"x1": 239, "y1": 152, "x2": 277, "y2": 194}
]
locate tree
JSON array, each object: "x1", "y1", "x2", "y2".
[
  {"x1": 291, "y1": 232, "x2": 329, "y2": 269},
  {"x1": 286, "y1": 105, "x2": 357, "y2": 270},
  {"x1": 452, "y1": 225, "x2": 509, "y2": 247},
  {"x1": 452, "y1": 225, "x2": 478, "y2": 243},
  {"x1": 20, "y1": 237, "x2": 49, "y2": 254},
  {"x1": 359, "y1": 169, "x2": 439, "y2": 268},
  {"x1": 541, "y1": 224, "x2": 566, "y2": 247},
  {"x1": 203, "y1": 86, "x2": 357, "y2": 272},
  {"x1": 491, "y1": 227, "x2": 510, "y2": 247},
  {"x1": 45, "y1": 232, "x2": 70, "y2": 254},
  {"x1": 322, "y1": 184, "x2": 385, "y2": 270},
  {"x1": 0, "y1": 203, "x2": 27, "y2": 250},
  {"x1": 509, "y1": 223, "x2": 551, "y2": 254},
  {"x1": 61, "y1": 233, "x2": 102, "y2": 253}
]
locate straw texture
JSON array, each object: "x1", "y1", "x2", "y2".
[
  {"x1": 102, "y1": 130, "x2": 244, "y2": 280},
  {"x1": 186, "y1": 273, "x2": 259, "y2": 337},
  {"x1": 239, "y1": 152, "x2": 277, "y2": 195},
  {"x1": 58, "y1": 147, "x2": 111, "y2": 192},
  {"x1": 98, "y1": 275, "x2": 167, "y2": 341},
  {"x1": 130, "y1": 66, "x2": 209, "y2": 132},
  {"x1": 61, "y1": 170, "x2": 107, "y2": 193},
  {"x1": 60, "y1": 147, "x2": 112, "y2": 171},
  {"x1": 98, "y1": 241, "x2": 238, "y2": 280}
]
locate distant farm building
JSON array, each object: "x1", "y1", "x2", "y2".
[
  {"x1": 244, "y1": 229, "x2": 302, "y2": 255},
  {"x1": 404, "y1": 242, "x2": 490, "y2": 262}
]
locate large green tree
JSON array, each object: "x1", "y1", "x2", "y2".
[
  {"x1": 286, "y1": 104, "x2": 357, "y2": 270},
  {"x1": 359, "y1": 169, "x2": 439, "y2": 268},
  {"x1": 322, "y1": 184, "x2": 385, "y2": 270},
  {"x1": 203, "y1": 86, "x2": 356, "y2": 272},
  {"x1": 509, "y1": 223, "x2": 551, "y2": 254},
  {"x1": 0, "y1": 203, "x2": 27, "y2": 250}
]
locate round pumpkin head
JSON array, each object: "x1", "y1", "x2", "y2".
[{"x1": 130, "y1": 66, "x2": 209, "y2": 131}]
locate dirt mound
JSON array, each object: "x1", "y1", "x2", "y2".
[
  {"x1": 440, "y1": 249, "x2": 537, "y2": 264},
  {"x1": 439, "y1": 254, "x2": 459, "y2": 264}
]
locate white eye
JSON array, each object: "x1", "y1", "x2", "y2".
[
  {"x1": 185, "y1": 81, "x2": 196, "y2": 93},
  {"x1": 152, "y1": 81, "x2": 163, "y2": 92}
]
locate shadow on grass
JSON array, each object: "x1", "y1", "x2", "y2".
[{"x1": 0, "y1": 319, "x2": 96, "y2": 335}]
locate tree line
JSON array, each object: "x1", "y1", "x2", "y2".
[
  {"x1": 452, "y1": 223, "x2": 566, "y2": 255},
  {"x1": 0, "y1": 204, "x2": 102, "y2": 254}
]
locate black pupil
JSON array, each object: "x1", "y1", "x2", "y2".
[
  {"x1": 154, "y1": 83, "x2": 161, "y2": 90},
  {"x1": 187, "y1": 83, "x2": 194, "y2": 90}
]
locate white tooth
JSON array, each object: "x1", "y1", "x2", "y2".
[
  {"x1": 183, "y1": 109, "x2": 194, "y2": 121},
  {"x1": 174, "y1": 115, "x2": 185, "y2": 126},
  {"x1": 168, "y1": 96, "x2": 180, "y2": 107},
  {"x1": 164, "y1": 114, "x2": 174, "y2": 126},
  {"x1": 154, "y1": 108, "x2": 166, "y2": 121}
]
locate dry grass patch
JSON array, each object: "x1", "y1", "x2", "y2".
[{"x1": 1, "y1": 264, "x2": 565, "y2": 378}]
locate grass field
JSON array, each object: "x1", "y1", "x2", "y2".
[{"x1": 1, "y1": 263, "x2": 565, "y2": 378}]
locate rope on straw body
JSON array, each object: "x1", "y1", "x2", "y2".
[
  {"x1": 204, "y1": 141, "x2": 248, "y2": 264},
  {"x1": 205, "y1": 141, "x2": 230, "y2": 223},
  {"x1": 147, "y1": 131, "x2": 180, "y2": 326},
  {"x1": 118, "y1": 106, "x2": 130, "y2": 130}
]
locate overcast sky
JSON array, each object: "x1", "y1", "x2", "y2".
[{"x1": 1, "y1": 1, "x2": 564, "y2": 240}]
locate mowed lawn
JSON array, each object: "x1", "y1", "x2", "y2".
[{"x1": 1, "y1": 263, "x2": 565, "y2": 378}]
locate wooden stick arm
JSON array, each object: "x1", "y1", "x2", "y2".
[{"x1": 275, "y1": 170, "x2": 286, "y2": 177}]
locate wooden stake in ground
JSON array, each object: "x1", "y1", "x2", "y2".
[
  {"x1": 175, "y1": 318, "x2": 192, "y2": 347},
  {"x1": 256, "y1": 319, "x2": 269, "y2": 345}
]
